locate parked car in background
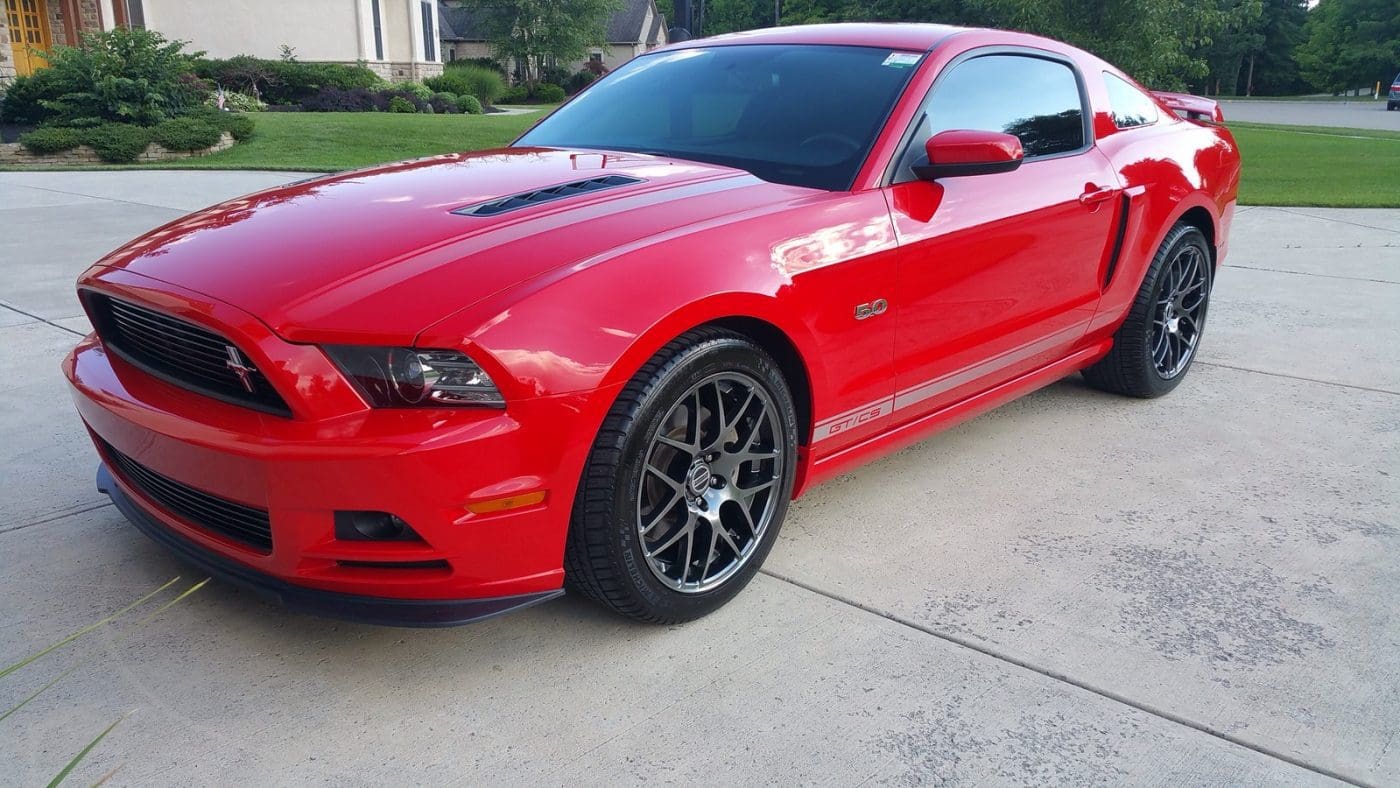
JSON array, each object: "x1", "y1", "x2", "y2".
[
  {"x1": 1388, "y1": 71, "x2": 1399, "y2": 110},
  {"x1": 65, "y1": 24, "x2": 1239, "y2": 627}
]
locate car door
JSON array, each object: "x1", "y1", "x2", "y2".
[{"x1": 883, "y1": 50, "x2": 1123, "y2": 419}]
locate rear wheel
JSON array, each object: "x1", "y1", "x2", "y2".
[
  {"x1": 565, "y1": 328, "x2": 798, "y2": 623},
  {"x1": 1083, "y1": 223, "x2": 1212, "y2": 398}
]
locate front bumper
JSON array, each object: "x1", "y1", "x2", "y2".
[
  {"x1": 66, "y1": 325, "x2": 613, "y2": 623},
  {"x1": 99, "y1": 464, "x2": 563, "y2": 627}
]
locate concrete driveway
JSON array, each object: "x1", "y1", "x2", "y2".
[
  {"x1": 1218, "y1": 98, "x2": 1399, "y2": 131},
  {"x1": 1, "y1": 172, "x2": 1397, "y2": 786}
]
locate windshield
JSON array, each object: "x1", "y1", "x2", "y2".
[{"x1": 517, "y1": 45, "x2": 922, "y2": 191}]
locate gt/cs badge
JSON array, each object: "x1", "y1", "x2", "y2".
[{"x1": 854, "y1": 299, "x2": 888, "y2": 320}]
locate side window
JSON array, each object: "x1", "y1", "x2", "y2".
[
  {"x1": 1103, "y1": 72, "x2": 1159, "y2": 128},
  {"x1": 924, "y1": 54, "x2": 1086, "y2": 159}
]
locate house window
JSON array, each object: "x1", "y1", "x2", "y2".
[
  {"x1": 420, "y1": 0, "x2": 435, "y2": 61},
  {"x1": 111, "y1": 0, "x2": 144, "y2": 29},
  {"x1": 370, "y1": 0, "x2": 383, "y2": 60},
  {"x1": 590, "y1": 52, "x2": 603, "y2": 64}
]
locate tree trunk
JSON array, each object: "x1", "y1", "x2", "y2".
[{"x1": 1224, "y1": 55, "x2": 1244, "y2": 97}]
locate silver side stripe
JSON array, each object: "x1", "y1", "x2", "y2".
[
  {"x1": 810, "y1": 397, "x2": 896, "y2": 443},
  {"x1": 811, "y1": 321, "x2": 1090, "y2": 445}
]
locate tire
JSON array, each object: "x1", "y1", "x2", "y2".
[
  {"x1": 565, "y1": 327, "x2": 799, "y2": 623},
  {"x1": 1083, "y1": 223, "x2": 1212, "y2": 398}
]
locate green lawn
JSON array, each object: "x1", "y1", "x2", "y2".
[
  {"x1": 1231, "y1": 122, "x2": 1400, "y2": 207},
  {"x1": 6, "y1": 110, "x2": 1397, "y2": 208},
  {"x1": 0, "y1": 110, "x2": 556, "y2": 173},
  {"x1": 148, "y1": 109, "x2": 555, "y2": 172}
]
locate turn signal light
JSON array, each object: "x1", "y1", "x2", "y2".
[{"x1": 465, "y1": 490, "x2": 546, "y2": 515}]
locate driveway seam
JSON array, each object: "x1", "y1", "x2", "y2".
[
  {"x1": 1196, "y1": 360, "x2": 1399, "y2": 396},
  {"x1": 0, "y1": 502, "x2": 113, "y2": 535},
  {"x1": 759, "y1": 568, "x2": 1368, "y2": 787},
  {"x1": 1266, "y1": 207, "x2": 1400, "y2": 235},
  {"x1": 0, "y1": 302, "x2": 87, "y2": 337},
  {"x1": 2, "y1": 182, "x2": 196, "y2": 212},
  {"x1": 1224, "y1": 264, "x2": 1400, "y2": 285}
]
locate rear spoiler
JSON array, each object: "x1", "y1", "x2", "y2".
[{"x1": 1151, "y1": 91, "x2": 1225, "y2": 124}]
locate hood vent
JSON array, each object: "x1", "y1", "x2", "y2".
[{"x1": 453, "y1": 175, "x2": 645, "y2": 217}]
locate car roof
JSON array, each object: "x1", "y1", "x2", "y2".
[{"x1": 662, "y1": 22, "x2": 970, "y2": 53}]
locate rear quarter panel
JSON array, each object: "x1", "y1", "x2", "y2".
[{"x1": 1083, "y1": 66, "x2": 1240, "y2": 339}]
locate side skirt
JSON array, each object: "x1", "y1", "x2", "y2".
[{"x1": 795, "y1": 340, "x2": 1112, "y2": 494}]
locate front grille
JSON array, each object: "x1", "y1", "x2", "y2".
[
  {"x1": 86, "y1": 293, "x2": 291, "y2": 416},
  {"x1": 101, "y1": 439, "x2": 273, "y2": 552}
]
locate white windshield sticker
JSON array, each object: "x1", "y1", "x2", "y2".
[{"x1": 882, "y1": 52, "x2": 921, "y2": 68}]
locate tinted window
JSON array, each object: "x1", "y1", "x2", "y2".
[
  {"x1": 1104, "y1": 72, "x2": 1159, "y2": 128},
  {"x1": 517, "y1": 45, "x2": 922, "y2": 191},
  {"x1": 922, "y1": 54, "x2": 1085, "y2": 158}
]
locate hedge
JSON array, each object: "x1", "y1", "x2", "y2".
[
  {"x1": 193, "y1": 56, "x2": 383, "y2": 105},
  {"x1": 153, "y1": 116, "x2": 223, "y2": 151},
  {"x1": 435, "y1": 64, "x2": 506, "y2": 104},
  {"x1": 83, "y1": 123, "x2": 156, "y2": 163},
  {"x1": 18, "y1": 112, "x2": 253, "y2": 162},
  {"x1": 534, "y1": 83, "x2": 566, "y2": 103},
  {"x1": 15, "y1": 126, "x2": 84, "y2": 154},
  {"x1": 456, "y1": 94, "x2": 483, "y2": 115}
]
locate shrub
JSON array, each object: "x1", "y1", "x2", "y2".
[
  {"x1": 458, "y1": 56, "x2": 505, "y2": 75},
  {"x1": 500, "y1": 84, "x2": 530, "y2": 104},
  {"x1": 376, "y1": 88, "x2": 428, "y2": 112},
  {"x1": 269, "y1": 61, "x2": 381, "y2": 103},
  {"x1": 564, "y1": 70, "x2": 597, "y2": 95},
  {"x1": 194, "y1": 56, "x2": 382, "y2": 105},
  {"x1": 397, "y1": 82, "x2": 433, "y2": 101},
  {"x1": 429, "y1": 92, "x2": 459, "y2": 114},
  {"x1": 216, "y1": 112, "x2": 256, "y2": 141},
  {"x1": 455, "y1": 94, "x2": 483, "y2": 115},
  {"x1": 0, "y1": 69, "x2": 63, "y2": 124},
  {"x1": 424, "y1": 72, "x2": 472, "y2": 96},
  {"x1": 444, "y1": 64, "x2": 505, "y2": 104},
  {"x1": 84, "y1": 123, "x2": 154, "y2": 162},
  {"x1": 387, "y1": 95, "x2": 417, "y2": 113},
  {"x1": 18, "y1": 126, "x2": 84, "y2": 154},
  {"x1": 152, "y1": 116, "x2": 222, "y2": 150},
  {"x1": 211, "y1": 90, "x2": 266, "y2": 112},
  {"x1": 538, "y1": 65, "x2": 571, "y2": 87},
  {"x1": 194, "y1": 55, "x2": 274, "y2": 95},
  {"x1": 36, "y1": 28, "x2": 204, "y2": 126},
  {"x1": 300, "y1": 85, "x2": 379, "y2": 112},
  {"x1": 533, "y1": 83, "x2": 566, "y2": 103}
]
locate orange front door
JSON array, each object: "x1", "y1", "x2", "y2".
[{"x1": 6, "y1": 0, "x2": 52, "y2": 76}]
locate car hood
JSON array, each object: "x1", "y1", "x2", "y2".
[{"x1": 90, "y1": 147, "x2": 801, "y2": 343}]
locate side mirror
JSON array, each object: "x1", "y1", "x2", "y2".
[{"x1": 913, "y1": 130, "x2": 1025, "y2": 180}]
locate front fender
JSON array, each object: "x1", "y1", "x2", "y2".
[{"x1": 415, "y1": 239, "x2": 829, "y2": 405}]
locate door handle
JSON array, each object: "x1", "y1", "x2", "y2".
[{"x1": 1079, "y1": 185, "x2": 1121, "y2": 206}]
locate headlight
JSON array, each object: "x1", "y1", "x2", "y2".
[{"x1": 324, "y1": 346, "x2": 505, "y2": 408}]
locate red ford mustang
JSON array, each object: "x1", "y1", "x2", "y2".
[{"x1": 64, "y1": 24, "x2": 1239, "y2": 626}]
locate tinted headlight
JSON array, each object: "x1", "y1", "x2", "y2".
[{"x1": 325, "y1": 346, "x2": 504, "y2": 408}]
